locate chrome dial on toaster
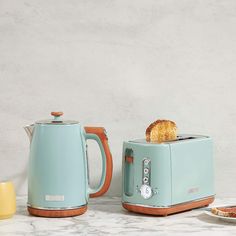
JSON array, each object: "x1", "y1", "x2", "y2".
[
  {"x1": 140, "y1": 158, "x2": 153, "y2": 199},
  {"x1": 140, "y1": 184, "x2": 152, "y2": 199}
]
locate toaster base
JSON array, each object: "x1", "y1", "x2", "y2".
[
  {"x1": 28, "y1": 205, "x2": 87, "y2": 218},
  {"x1": 122, "y1": 196, "x2": 214, "y2": 216}
]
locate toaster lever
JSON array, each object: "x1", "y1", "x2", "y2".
[
  {"x1": 125, "y1": 156, "x2": 133, "y2": 163},
  {"x1": 124, "y1": 149, "x2": 134, "y2": 197}
]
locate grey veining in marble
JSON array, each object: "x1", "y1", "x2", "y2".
[{"x1": 0, "y1": 196, "x2": 236, "y2": 236}]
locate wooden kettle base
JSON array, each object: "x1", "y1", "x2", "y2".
[
  {"x1": 123, "y1": 196, "x2": 214, "y2": 216},
  {"x1": 28, "y1": 205, "x2": 87, "y2": 218}
]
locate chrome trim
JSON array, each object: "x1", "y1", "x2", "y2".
[
  {"x1": 27, "y1": 203, "x2": 87, "y2": 210},
  {"x1": 122, "y1": 195, "x2": 215, "y2": 209},
  {"x1": 24, "y1": 124, "x2": 34, "y2": 142},
  {"x1": 36, "y1": 121, "x2": 79, "y2": 125}
]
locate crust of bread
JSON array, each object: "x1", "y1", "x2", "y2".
[
  {"x1": 211, "y1": 207, "x2": 236, "y2": 218},
  {"x1": 146, "y1": 120, "x2": 177, "y2": 143}
]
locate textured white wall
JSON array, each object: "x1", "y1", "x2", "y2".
[{"x1": 0, "y1": 0, "x2": 236, "y2": 197}]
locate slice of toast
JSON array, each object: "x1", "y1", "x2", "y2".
[
  {"x1": 146, "y1": 120, "x2": 177, "y2": 143},
  {"x1": 211, "y1": 207, "x2": 236, "y2": 218}
]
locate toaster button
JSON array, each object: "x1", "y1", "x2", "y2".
[
  {"x1": 144, "y1": 168, "x2": 149, "y2": 174},
  {"x1": 144, "y1": 159, "x2": 150, "y2": 165},
  {"x1": 143, "y1": 177, "x2": 149, "y2": 183}
]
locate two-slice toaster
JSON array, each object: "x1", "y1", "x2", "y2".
[{"x1": 122, "y1": 134, "x2": 215, "y2": 216}]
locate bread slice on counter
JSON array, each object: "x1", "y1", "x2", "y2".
[
  {"x1": 211, "y1": 207, "x2": 236, "y2": 218},
  {"x1": 146, "y1": 120, "x2": 177, "y2": 143}
]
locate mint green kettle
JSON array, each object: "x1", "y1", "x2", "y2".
[{"x1": 24, "y1": 112, "x2": 113, "y2": 217}]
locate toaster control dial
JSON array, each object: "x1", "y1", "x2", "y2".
[{"x1": 140, "y1": 184, "x2": 152, "y2": 199}]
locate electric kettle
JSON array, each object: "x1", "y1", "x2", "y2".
[{"x1": 24, "y1": 112, "x2": 113, "y2": 217}]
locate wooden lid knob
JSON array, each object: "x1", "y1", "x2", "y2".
[{"x1": 51, "y1": 112, "x2": 63, "y2": 117}]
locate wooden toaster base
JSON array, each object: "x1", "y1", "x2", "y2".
[
  {"x1": 28, "y1": 205, "x2": 87, "y2": 218},
  {"x1": 122, "y1": 196, "x2": 214, "y2": 216}
]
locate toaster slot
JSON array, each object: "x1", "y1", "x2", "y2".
[
  {"x1": 124, "y1": 148, "x2": 134, "y2": 196},
  {"x1": 176, "y1": 136, "x2": 196, "y2": 141},
  {"x1": 165, "y1": 136, "x2": 197, "y2": 143}
]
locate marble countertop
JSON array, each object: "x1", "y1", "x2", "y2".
[{"x1": 0, "y1": 197, "x2": 236, "y2": 236}]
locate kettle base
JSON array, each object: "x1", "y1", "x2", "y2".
[
  {"x1": 28, "y1": 205, "x2": 87, "y2": 218},
  {"x1": 122, "y1": 196, "x2": 214, "y2": 216}
]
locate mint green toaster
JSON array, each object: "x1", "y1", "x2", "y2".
[{"x1": 122, "y1": 135, "x2": 215, "y2": 216}]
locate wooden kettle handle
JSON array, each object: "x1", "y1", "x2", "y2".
[{"x1": 84, "y1": 127, "x2": 113, "y2": 197}]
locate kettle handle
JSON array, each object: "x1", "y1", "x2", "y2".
[{"x1": 84, "y1": 127, "x2": 113, "y2": 198}]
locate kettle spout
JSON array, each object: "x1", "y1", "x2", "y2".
[{"x1": 24, "y1": 124, "x2": 34, "y2": 142}]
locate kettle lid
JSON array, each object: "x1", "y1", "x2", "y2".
[{"x1": 36, "y1": 112, "x2": 79, "y2": 125}]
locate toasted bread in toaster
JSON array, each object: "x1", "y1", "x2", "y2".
[
  {"x1": 146, "y1": 120, "x2": 177, "y2": 143},
  {"x1": 211, "y1": 207, "x2": 236, "y2": 218}
]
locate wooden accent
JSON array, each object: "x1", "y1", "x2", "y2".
[
  {"x1": 51, "y1": 112, "x2": 63, "y2": 117},
  {"x1": 84, "y1": 127, "x2": 113, "y2": 198},
  {"x1": 125, "y1": 156, "x2": 133, "y2": 163},
  {"x1": 28, "y1": 205, "x2": 87, "y2": 218},
  {"x1": 122, "y1": 197, "x2": 214, "y2": 216}
]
